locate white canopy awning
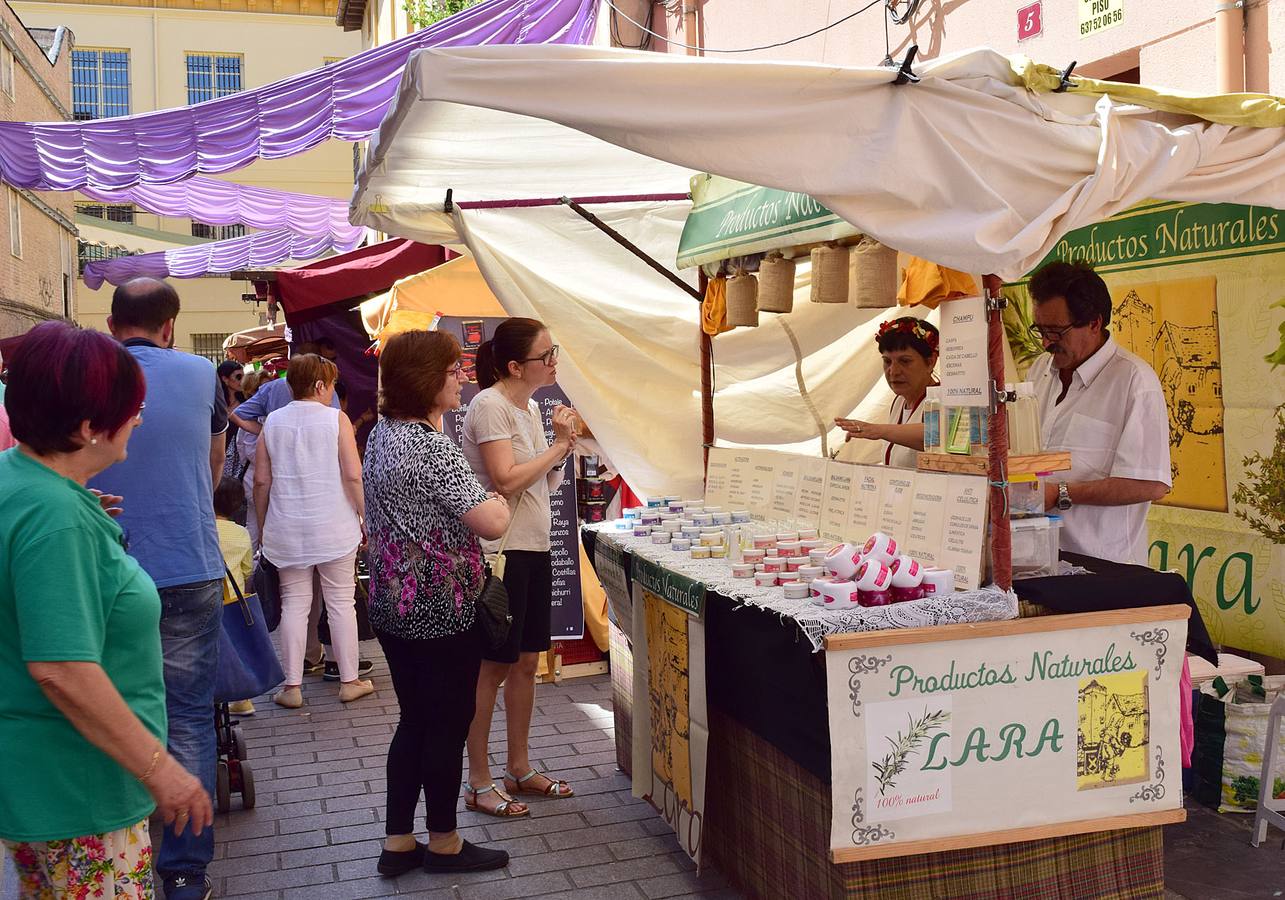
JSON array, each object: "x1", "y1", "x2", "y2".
[{"x1": 350, "y1": 44, "x2": 1285, "y2": 496}]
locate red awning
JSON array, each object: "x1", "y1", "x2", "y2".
[{"x1": 275, "y1": 239, "x2": 454, "y2": 325}]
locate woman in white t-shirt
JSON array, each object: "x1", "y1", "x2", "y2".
[
  {"x1": 460, "y1": 318, "x2": 579, "y2": 818},
  {"x1": 835, "y1": 317, "x2": 939, "y2": 469}
]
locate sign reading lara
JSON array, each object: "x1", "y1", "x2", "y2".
[{"x1": 825, "y1": 608, "x2": 1188, "y2": 861}]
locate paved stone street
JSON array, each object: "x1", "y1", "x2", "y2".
[{"x1": 206, "y1": 649, "x2": 736, "y2": 900}]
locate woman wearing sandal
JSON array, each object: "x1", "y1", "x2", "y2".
[
  {"x1": 461, "y1": 318, "x2": 578, "y2": 818},
  {"x1": 364, "y1": 330, "x2": 514, "y2": 875}
]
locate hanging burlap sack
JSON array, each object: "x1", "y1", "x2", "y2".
[
  {"x1": 850, "y1": 237, "x2": 898, "y2": 307},
  {"x1": 810, "y1": 242, "x2": 849, "y2": 304},
  {"x1": 726, "y1": 270, "x2": 759, "y2": 327},
  {"x1": 756, "y1": 251, "x2": 795, "y2": 314}
]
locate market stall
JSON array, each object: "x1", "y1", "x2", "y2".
[{"x1": 348, "y1": 43, "x2": 1284, "y2": 898}]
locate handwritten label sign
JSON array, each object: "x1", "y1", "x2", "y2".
[
  {"x1": 771, "y1": 457, "x2": 801, "y2": 520},
  {"x1": 725, "y1": 452, "x2": 752, "y2": 510},
  {"x1": 825, "y1": 608, "x2": 1189, "y2": 860},
  {"x1": 903, "y1": 473, "x2": 949, "y2": 566},
  {"x1": 821, "y1": 460, "x2": 856, "y2": 542},
  {"x1": 942, "y1": 475, "x2": 988, "y2": 589},
  {"x1": 747, "y1": 451, "x2": 777, "y2": 521},
  {"x1": 847, "y1": 466, "x2": 886, "y2": 537},
  {"x1": 795, "y1": 455, "x2": 829, "y2": 528},
  {"x1": 877, "y1": 471, "x2": 916, "y2": 539},
  {"x1": 939, "y1": 296, "x2": 988, "y2": 408},
  {"x1": 704, "y1": 448, "x2": 732, "y2": 509}
]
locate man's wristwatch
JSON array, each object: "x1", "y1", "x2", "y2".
[{"x1": 1056, "y1": 481, "x2": 1073, "y2": 511}]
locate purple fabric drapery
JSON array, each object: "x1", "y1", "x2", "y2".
[
  {"x1": 81, "y1": 227, "x2": 364, "y2": 289},
  {"x1": 80, "y1": 177, "x2": 366, "y2": 245},
  {"x1": 0, "y1": 0, "x2": 597, "y2": 192}
]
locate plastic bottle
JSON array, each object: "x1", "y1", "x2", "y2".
[
  {"x1": 921, "y1": 386, "x2": 942, "y2": 454},
  {"x1": 969, "y1": 406, "x2": 989, "y2": 458},
  {"x1": 944, "y1": 405, "x2": 971, "y2": 455}
]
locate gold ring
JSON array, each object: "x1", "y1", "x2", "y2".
[{"x1": 176, "y1": 810, "x2": 189, "y2": 819}]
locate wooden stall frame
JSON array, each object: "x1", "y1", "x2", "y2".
[
  {"x1": 831, "y1": 808, "x2": 1186, "y2": 863},
  {"x1": 824, "y1": 604, "x2": 1190, "y2": 651},
  {"x1": 825, "y1": 603, "x2": 1191, "y2": 862}
]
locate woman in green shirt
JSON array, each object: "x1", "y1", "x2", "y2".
[{"x1": 0, "y1": 322, "x2": 211, "y2": 898}]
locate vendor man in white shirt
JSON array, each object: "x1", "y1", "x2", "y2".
[{"x1": 1027, "y1": 261, "x2": 1171, "y2": 565}]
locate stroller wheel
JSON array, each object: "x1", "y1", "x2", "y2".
[
  {"x1": 216, "y1": 761, "x2": 231, "y2": 813},
  {"x1": 231, "y1": 725, "x2": 248, "y2": 761},
  {"x1": 240, "y1": 762, "x2": 256, "y2": 809}
]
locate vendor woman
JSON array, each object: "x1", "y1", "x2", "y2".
[{"x1": 835, "y1": 316, "x2": 939, "y2": 468}]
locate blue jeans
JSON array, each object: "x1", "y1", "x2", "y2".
[{"x1": 155, "y1": 578, "x2": 223, "y2": 884}]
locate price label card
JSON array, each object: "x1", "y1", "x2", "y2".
[
  {"x1": 903, "y1": 472, "x2": 949, "y2": 566},
  {"x1": 704, "y1": 448, "x2": 733, "y2": 508},
  {"x1": 876, "y1": 470, "x2": 916, "y2": 542},
  {"x1": 847, "y1": 465, "x2": 886, "y2": 538},
  {"x1": 941, "y1": 474, "x2": 988, "y2": 589},
  {"x1": 747, "y1": 450, "x2": 778, "y2": 521},
  {"x1": 795, "y1": 455, "x2": 828, "y2": 529},
  {"x1": 820, "y1": 460, "x2": 856, "y2": 542},
  {"x1": 939, "y1": 296, "x2": 988, "y2": 408},
  {"x1": 771, "y1": 456, "x2": 801, "y2": 521},
  {"x1": 725, "y1": 452, "x2": 752, "y2": 509}
]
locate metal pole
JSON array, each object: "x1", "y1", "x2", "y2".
[{"x1": 559, "y1": 197, "x2": 703, "y2": 303}]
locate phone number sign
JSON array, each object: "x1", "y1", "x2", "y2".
[{"x1": 1079, "y1": 0, "x2": 1124, "y2": 36}]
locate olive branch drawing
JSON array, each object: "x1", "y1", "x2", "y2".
[{"x1": 872, "y1": 709, "x2": 951, "y2": 796}]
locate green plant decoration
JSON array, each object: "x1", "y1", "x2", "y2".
[
  {"x1": 404, "y1": 0, "x2": 484, "y2": 29},
  {"x1": 1002, "y1": 284, "x2": 1046, "y2": 378},
  {"x1": 1231, "y1": 403, "x2": 1285, "y2": 544},
  {"x1": 871, "y1": 709, "x2": 950, "y2": 796}
]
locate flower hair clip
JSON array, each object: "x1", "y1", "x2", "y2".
[{"x1": 878, "y1": 317, "x2": 939, "y2": 351}]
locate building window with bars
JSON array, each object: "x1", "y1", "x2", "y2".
[
  {"x1": 7, "y1": 187, "x2": 22, "y2": 258},
  {"x1": 72, "y1": 49, "x2": 130, "y2": 120},
  {"x1": 76, "y1": 202, "x2": 137, "y2": 224},
  {"x1": 77, "y1": 240, "x2": 136, "y2": 274},
  {"x1": 1, "y1": 43, "x2": 15, "y2": 99},
  {"x1": 191, "y1": 222, "x2": 246, "y2": 240},
  {"x1": 191, "y1": 332, "x2": 231, "y2": 363},
  {"x1": 186, "y1": 53, "x2": 242, "y2": 105}
]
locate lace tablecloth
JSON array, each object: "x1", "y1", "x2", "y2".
[{"x1": 587, "y1": 523, "x2": 1017, "y2": 652}]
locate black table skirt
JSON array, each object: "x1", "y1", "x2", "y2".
[{"x1": 582, "y1": 530, "x2": 1212, "y2": 784}]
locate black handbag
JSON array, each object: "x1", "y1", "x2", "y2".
[
  {"x1": 475, "y1": 493, "x2": 525, "y2": 651},
  {"x1": 252, "y1": 553, "x2": 282, "y2": 633}
]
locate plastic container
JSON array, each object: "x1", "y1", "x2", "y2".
[
  {"x1": 1008, "y1": 382, "x2": 1042, "y2": 456},
  {"x1": 782, "y1": 581, "x2": 811, "y2": 600},
  {"x1": 861, "y1": 532, "x2": 898, "y2": 565},
  {"x1": 797, "y1": 528, "x2": 819, "y2": 540},
  {"x1": 742, "y1": 549, "x2": 766, "y2": 564},
  {"x1": 711, "y1": 545, "x2": 728, "y2": 559},
  {"x1": 824, "y1": 543, "x2": 864, "y2": 579},
  {"x1": 922, "y1": 386, "x2": 942, "y2": 454},
  {"x1": 754, "y1": 571, "x2": 779, "y2": 587},
  {"x1": 1010, "y1": 515, "x2": 1062, "y2": 576},
  {"x1": 671, "y1": 539, "x2": 692, "y2": 552},
  {"x1": 921, "y1": 567, "x2": 954, "y2": 597},
  {"x1": 731, "y1": 563, "x2": 755, "y2": 578},
  {"x1": 818, "y1": 579, "x2": 860, "y2": 609},
  {"x1": 1007, "y1": 474, "x2": 1044, "y2": 519}
]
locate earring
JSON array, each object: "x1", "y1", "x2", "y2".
[{"x1": 91, "y1": 438, "x2": 98, "y2": 445}]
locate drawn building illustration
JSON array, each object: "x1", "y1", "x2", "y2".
[{"x1": 1077, "y1": 672, "x2": 1151, "y2": 791}]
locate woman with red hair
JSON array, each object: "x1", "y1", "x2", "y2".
[{"x1": 0, "y1": 322, "x2": 211, "y2": 898}]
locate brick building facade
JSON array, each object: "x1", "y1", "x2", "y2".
[{"x1": 0, "y1": 0, "x2": 75, "y2": 340}]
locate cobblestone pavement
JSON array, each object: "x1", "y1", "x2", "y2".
[{"x1": 205, "y1": 649, "x2": 737, "y2": 899}]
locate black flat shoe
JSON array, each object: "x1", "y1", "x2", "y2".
[
  {"x1": 377, "y1": 841, "x2": 426, "y2": 876},
  {"x1": 423, "y1": 840, "x2": 509, "y2": 873}
]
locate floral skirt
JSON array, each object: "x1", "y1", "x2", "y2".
[{"x1": 3, "y1": 819, "x2": 153, "y2": 899}]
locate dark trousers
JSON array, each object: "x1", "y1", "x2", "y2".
[{"x1": 377, "y1": 626, "x2": 482, "y2": 834}]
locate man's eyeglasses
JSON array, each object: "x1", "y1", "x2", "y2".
[
  {"x1": 520, "y1": 345, "x2": 560, "y2": 366},
  {"x1": 1028, "y1": 322, "x2": 1086, "y2": 342}
]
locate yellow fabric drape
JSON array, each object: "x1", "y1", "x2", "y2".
[
  {"x1": 1011, "y1": 57, "x2": 1285, "y2": 129},
  {"x1": 701, "y1": 276, "x2": 732, "y2": 336},
  {"x1": 897, "y1": 257, "x2": 977, "y2": 308}
]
